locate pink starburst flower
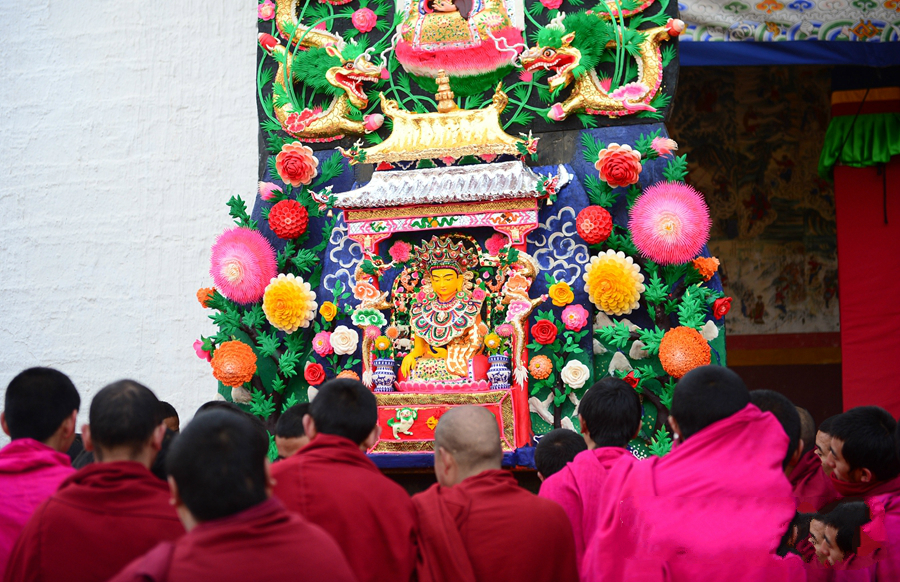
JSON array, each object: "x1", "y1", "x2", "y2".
[
  {"x1": 628, "y1": 181, "x2": 711, "y2": 266},
  {"x1": 210, "y1": 227, "x2": 278, "y2": 304},
  {"x1": 365, "y1": 325, "x2": 381, "y2": 339},
  {"x1": 313, "y1": 331, "x2": 333, "y2": 357},
  {"x1": 561, "y1": 304, "x2": 589, "y2": 332},
  {"x1": 496, "y1": 323, "x2": 514, "y2": 337},
  {"x1": 651, "y1": 137, "x2": 678, "y2": 157},
  {"x1": 258, "y1": 181, "x2": 282, "y2": 201},
  {"x1": 389, "y1": 240, "x2": 411, "y2": 263},
  {"x1": 485, "y1": 233, "x2": 508, "y2": 255}
]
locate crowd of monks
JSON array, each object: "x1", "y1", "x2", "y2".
[{"x1": 0, "y1": 365, "x2": 898, "y2": 581}]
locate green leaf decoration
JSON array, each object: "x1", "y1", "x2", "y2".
[
  {"x1": 636, "y1": 93, "x2": 672, "y2": 121},
  {"x1": 283, "y1": 332, "x2": 306, "y2": 353},
  {"x1": 634, "y1": 129, "x2": 662, "y2": 159},
  {"x1": 281, "y1": 393, "x2": 299, "y2": 413},
  {"x1": 637, "y1": 326, "x2": 665, "y2": 355},
  {"x1": 553, "y1": 391, "x2": 567, "y2": 407},
  {"x1": 312, "y1": 152, "x2": 344, "y2": 188},
  {"x1": 626, "y1": 184, "x2": 642, "y2": 209},
  {"x1": 226, "y1": 196, "x2": 257, "y2": 229},
  {"x1": 267, "y1": 432, "x2": 278, "y2": 463},
  {"x1": 250, "y1": 389, "x2": 277, "y2": 419},
  {"x1": 648, "y1": 0, "x2": 671, "y2": 24},
  {"x1": 210, "y1": 309, "x2": 242, "y2": 335},
  {"x1": 271, "y1": 377, "x2": 286, "y2": 395},
  {"x1": 596, "y1": 321, "x2": 631, "y2": 349},
  {"x1": 584, "y1": 175, "x2": 617, "y2": 208},
  {"x1": 643, "y1": 270, "x2": 669, "y2": 306},
  {"x1": 677, "y1": 289, "x2": 705, "y2": 330},
  {"x1": 661, "y1": 377, "x2": 677, "y2": 409},
  {"x1": 661, "y1": 44, "x2": 676, "y2": 68},
  {"x1": 662, "y1": 154, "x2": 689, "y2": 182},
  {"x1": 278, "y1": 350, "x2": 302, "y2": 378},
  {"x1": 242, "y1": 305, "x2": 266, "y2": 330},
  {"x1": 576, "y1": 113, "x2": 599, "y2": 128},
  {"x1": 291, "y1": 248, "x2": 318, "y2": 274},
  {"x1": 580, "y1": 133, "x2": 605, "y2": 166},
  {"x1": 256, "y1": 330, "x2": 282, "y2": 358},
  {"x1": 648, "y1": 427, "x2": 673, "y2": 457},
  {"x1": 261, "y1": 118, "x2": 282, "y2": 133},
  {"x1": 277, "y1": 240, "x2": 297, "y2": 272}
]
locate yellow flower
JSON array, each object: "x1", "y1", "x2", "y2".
[
  {"x1": 426, "y1": 416, "x2": 439, "y2": 430},
  {"x1": 548, "y1": 281, "x2": 574, "y2": 307},
  {"x1": 583, "y1": 249, "x2": 645, "y2": 316},
  {"x1": 374, "y1": 336, "x2": 392, "y2": 351},
  {"x1": 319, "y1": 301, "x2": 338, "y2": 322},
  {"x1": 262, "y1": 274, "x2": 317, "y2": 333},
  {"x1": 484, "y1": 333, "x2": 501, "y2": 350}
]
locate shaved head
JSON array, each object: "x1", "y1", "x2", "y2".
[
  {"x1": 797, "y1": 407, "x2": 816, "y2": 455},
  {"x1": 434, "y1": 406, "x2": 502, "y2": 478}
]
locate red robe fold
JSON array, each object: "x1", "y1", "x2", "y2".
[
  {"x1": 108, "y1": 497, "x2": 357, "y2": 582},
  {"x1": 271, "y1": 433, "x2": 416, "y2": 582},
  {"x1": 413, "y1": 469, "x2": 579, "y2": 582},
  {"x1": 790, "y1": 450, "x2": 841, "y2": 511},
  {"x1": 832, "y1": 475, "x2": 900, "y2": 581},
  {"x1": 538, "y1": 446, "x2": 635, "y2": 573},
  {"x1": 3, "y1": 461, "x2": 184, "y2": 582},
  {"x1": 581, "y1": 404, "x2": 799, "y2": 582}
]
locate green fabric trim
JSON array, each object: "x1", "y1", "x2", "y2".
[{"x1": 818, "y1": 112, "x2": 900, "y2": 179}]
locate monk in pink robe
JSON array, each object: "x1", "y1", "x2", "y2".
[
  {"x1": 791, "y1": 408, "x2": 840, "y2": 511},
  {"x1": 538, "y1": 377, "x2": 642, "y2": 573},
  {"x1": 581, "y1": 366, "x2": 800, "y2": 582}
]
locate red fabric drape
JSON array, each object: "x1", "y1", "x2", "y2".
[{"x1": 834, "y1": 158, "x2": 900, "y2": 418}]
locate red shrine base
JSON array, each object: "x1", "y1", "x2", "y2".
[{"x1": 370, "y1": 388, "x2": 529, "y2": 454}]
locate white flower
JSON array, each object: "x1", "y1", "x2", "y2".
[
  {"x1": 330, "y1": 325, "x2": 360, "y2": 355},
  {"x1": 560, "y1": 360, "x2": 590, "y2": 390}
]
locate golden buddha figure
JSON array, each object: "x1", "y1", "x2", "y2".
[{"x1": 399, "y1": 237, "x2": 487, "y2": 383}]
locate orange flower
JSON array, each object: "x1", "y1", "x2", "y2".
[
  {"x1": 319, "y1": 301, "x2": 338, "y2": 322},
  {"x1": 529, "y1": 355, "x2": 553, "y2": 380},
  {"x1": 211, "y1": 340, "x2": 257, "y2": 388},
  {"x1": 353, "y1": 281, "x2": 380, "y2": 301},
  {"x1": 196, "y1": 287, "x2": 215, "y2": 308},
  {"x1": 275, "y1": 142, "x2": 319, "y2": 187},
  {"x1": 337, "y1": 370, "x2": 360, "y2": 381},
  {"x1": 659, "y1": 327, "x2": 711, "y2": 379},
  {"x1": 385, "y1": 325, "x2": 400, "y2": 339},
  {"x1": 506, "y1": 274, "x2": 529, "y2": 294},
  {"x1": 692, "y1": 257, "x2": 720, "y2": 282},
  {"x1": 594, "y1": 143, "x2": 642, "y2": 188}
]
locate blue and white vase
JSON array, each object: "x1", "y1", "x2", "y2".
[
  {"x1": 373, "y1": 358, "x2": 396, "y2": 392},
  {"x1": 487, "y1": 354, "x2": 511, "y2": 390}
]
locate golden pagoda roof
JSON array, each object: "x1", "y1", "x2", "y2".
[{"x1": 360, "y1": 86, "x2": 523, "y2": 164}]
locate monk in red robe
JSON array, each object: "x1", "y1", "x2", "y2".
[
  {"x1": 4, "y1": 380, "x2": 184, "y2": 582},
  {"x1": 109, "y1": 409, "x2": 356, "y2": 582},
  {"x1": 791, "y1": 407, "x2": 840, "y2": 511},
  {"x1": 271, "y1": 379, "x2": 416, "y2": 582},
  {"x1": 0, "y1": 368, "x2": 80, "y2": 577},
  {"x1": 539, "y1": 377, "x2": 642, "y2": 573},
  {"x1": 824, "y1": 406, "x2": 900, "y2": 581},
  {"x1": 414, "y1": 406, "x2": 579, "y2": 582},
  {"x1": 581, "y1": 366, "x2": 800, "y2": 582}
]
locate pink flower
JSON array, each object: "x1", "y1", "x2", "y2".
[
  {"x1": 193, "y1": 339, "x2": 212, "y2": 361},
  {"x1": 472, "y1": 288, "x2": 486, "y2": 301},
  {"x1": 258, "y1": 0, "x2": 276, "y2": 20},
  {"x1": 628, "y1": 181, "x2": 711, "y2": 265},
  {"x1": 210, "y1": 227, "x2": 278, "y2": 304},
  {"x1": 364, "y1": 114, "x2": 384, "y2": 132},
  {"x1": 496, "y1": 323, "x2": 514, "y2": 337},
  {"x1": 284, "y1": 110, "x2": 316, "y2": 135},
  {"x1": 505, "y1": 300, "x2": 531, "y2": 322},
  {"x1": 389, "y1": 240, "x2": 411, "y2": 263},
  {"x1": 365, "y1": 325, "x2": 380, "y2": 339},
  {"x1": 541, "y1": 0, "x2": 562, "y2": 8},
  {"x1": 651, "y1": 137, "x2": 678, "y2": 157},
  {"x1": 519, "y1": 70, "x2": 533, "y2": 83},
  {"x1": 313, "y1": 331, "x2": 334, "y2": 357},
  {"x1": 351, "y1": 8, "x2": 377, "y2": 32},
  {"x1": 595, "y1": 143, "x2": 643, "y2": 188},
  {"x1": 485, "y1": 233, "x2": 508, "y2": 256},
  {"x1": 276, "y1": 142, "x2": 319, "y2": 187},
  {"x1": 561, "y1": 304, "x2": 589, "y2": 331},
  {"x1": 416, "y1": 291, "x2": 426, "y2": 302},
  {"x1": 258, "y1": 181, "x2": 282, "y2": 201}
]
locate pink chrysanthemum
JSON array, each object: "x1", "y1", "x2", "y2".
[
  {"x1": 210, "y1": 227, "x2": 278, "y2": 304},
  {"x1": 628, "y1": 182, "x2": 711, "y2": 266}
]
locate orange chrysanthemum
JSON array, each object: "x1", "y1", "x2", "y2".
[
  {"x1": 659, "y1": 326, "x2": 711, "y2": 379},
  {"x1": 196, "y1": 287, "x2": 215, "y2": 308},
  {"x1": 692, "y1": 257, "x2": 720, "y2": 282},
  {"x1": 211, "y1": 340, "x2": 257, "y2": 388},
  {"x1": 529, "y1": 355, "x2": 553, "y2": 380},
  {"x1": 337, "y1": 370, "x2": 360, "y2": 381}
]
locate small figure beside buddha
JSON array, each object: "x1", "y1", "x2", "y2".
[{"x1": 399, "y1": 237, "x2": 489, "y2": 383}]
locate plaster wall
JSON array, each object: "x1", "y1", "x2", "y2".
[{"x1": 0, "y1": 0, "x2": 258, "y2": 445}]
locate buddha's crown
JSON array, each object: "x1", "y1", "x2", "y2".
[{"x1": 414, "y1": 235, "x2": 479, "y2": 274}]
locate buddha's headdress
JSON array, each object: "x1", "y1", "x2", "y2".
[{"x1": 414, "y1": 235, "x2": 479, "y2": 275}]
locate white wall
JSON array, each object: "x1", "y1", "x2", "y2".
[{"x1": 0, "y1": 0, "x2": 258, "y2": 445}]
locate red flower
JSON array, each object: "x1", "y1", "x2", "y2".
[
  {"x1": 541, "y1": 0, "x2": 563, "y2": 8},
  {"x1": 276, "y1": 142, "x2": 319, "y2": 187},
  {"x1": 576, "y1": 206, "x2": 613, "y2": 244},
  {"x1": 594, "y1": 143, "x2": 643, "y2": 188},
  {"x1": 284, "y1": 110, "x2": 316, "y2": 135},
  {"x1": 268, "y1": 199, "x2": 309, "y2": 239},
  {"x1": 351, "y1": 8, "x2": 377, "y2": 33},
  {"x1": 713, "y1": 297, "x2": 732, "y2": 319},
  {"x1": 304, "y1": 362, "x2": 326, "y2": 386},
  {"x1": 531, "y1": 319, "x2": 558, "y2": 345},
  {"x1": 623, "y1": 371, "x2": 640, "y2": 389}
]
